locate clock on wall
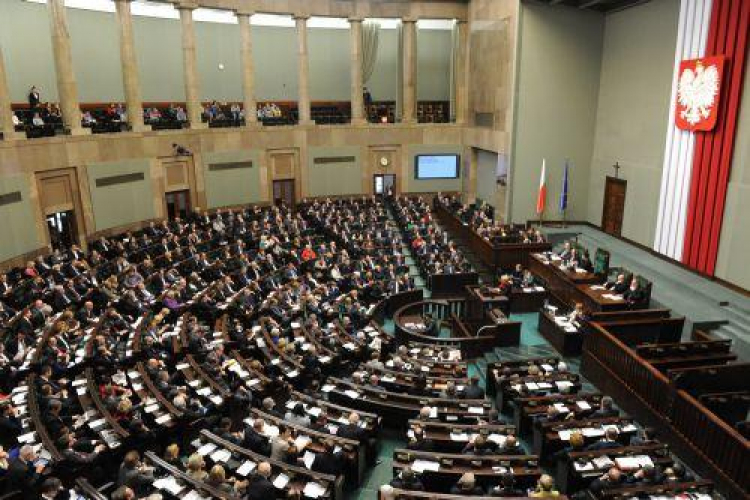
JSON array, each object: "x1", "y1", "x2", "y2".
[{"x1": 379, "y1": 156, "x2": 390, "y2": 167}]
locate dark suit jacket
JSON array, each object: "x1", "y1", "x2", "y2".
[{"x1": 245, "y1": 474, "x2": 278, "y2": 500}]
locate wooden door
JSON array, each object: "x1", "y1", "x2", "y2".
[
  {"x1": 273, "y1": 180, "x2": 295, "y2": 207},
  {"x1": 602, "y1": 176, "x2": 627, "y2": 236}
]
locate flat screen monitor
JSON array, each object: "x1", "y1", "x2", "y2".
[{"x1": 415, "y1": 154, "x2": 460, "y2": 179}]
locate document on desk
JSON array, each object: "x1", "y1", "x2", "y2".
[
  {"x1": 468, "y1": 406, "x2": 484, "y2": 414},
  {"x1": 429, "y1": 407, "x2": 438, "y2": 418},
  {"x1": 236, "y1": 460, "x2": 257, "y2": 476},
  {"x1": 574, "y1": 460, "x2": 595, "y2": 471},
  {"x1": 302, "y1": 450, "x2": 316, "y2": 469},
  {"x1": 592, "y1": 456, "x2": 615, "y2": 469},
  {"x1": 294, "y1": 435, "x2": 311, "y2": 450},
  {"x1": 553, "y1": 403, "x2": 570, "y2": 413},
  {"x1": 450, "y1": 432, "x2": 470, "y2": 441},
  {"x1": 153, "y1": 476, "x2": 183, "y2": 495},
  {"x1": 303, "y1": 482, "x2": 327, "y2": 499},
  {"x1": 487, "y1": 434, "x2": 507, "y2": 447},
  {"x1": 576, "y1": 401, "x2": 592, "y2": 411},
  {"x1": 344, "y1": 390, "x2": 360, "y2": 399},
  {"x1": 321, "y1": 384, "x2": 335, "y2": 392},
  {"x1": 558, "y1": 430, "x2": 573, "y2": 441},
  {"x1": 556, "y1": 380, "x2": 574, "y2": 390},
  {"x1": 273, "y1": 473, "x2": 290, "y2": 489},
  {"x1": 210, "y1": 448, "x2": 232, "y2": 463},
  {"x1": 196, "y1": 442, "x2": 217, "y2": 456},
  {"x1": 582, "y1": 427, "x2": 605, "y2": 437},
  {"x1": 411, "y1": 459, "x2": 440, "y2": 473}
]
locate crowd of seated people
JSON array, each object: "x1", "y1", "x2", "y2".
[
  {"x1": 391, "y1": 195, "x2": 472, "y2": 276},
  {"x1": 437, "y1": 194, "x2": 546, "y2": 245},
  {"x1": 0, "y1": 195, "x2": 716, "y2": 499}
]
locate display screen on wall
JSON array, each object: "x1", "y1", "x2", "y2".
[{"x1": 415, "y1": 154, "x2": 460, "y2": 179}]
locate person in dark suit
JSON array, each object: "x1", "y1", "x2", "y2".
[
  {"x1": 406, "y1": 427, "x2": 434, "y2": 452},
  {"x1": 311, "y1": 440, "x2": 344, "y2": 476},
  {"x1": 389, "y1": 465, "x2": 424, "y2": 491},
  {"x1": 0, "y1": 403, "x2": 22, "y2": 448},
  {"x1": 623, "y1": 277, "x2": 646, "y2": 308},
  {"x1": 243, "y1": 419, "x2": 271, "y2": 456},
  {"x1": 591, "y1": 396, "x2": 619, "y2": 418},
  {"x1": 590, "y1": 467, "x2": 630, "y2": 495},
  {"x1": 4, "y1": 445, "x2": 47, "y2": 499},
  {"x1": 605, "y1": 274, "x2": 628, "y2": 294},
  {"x1": 28, "y1": 86, "x2": 40, "y2": 110},
  {"x1": 245, "y1": 462, "x2": 279, "y2": 500},
  {"x1": 630, "y1": 427, "x2": 658, "y2": 446},
  {"x1": 462, "y1": 376, "x2": 485, "y2": 399},
  {"x1": 585, "y1": 427, "x2": 621, "y2": 451},
  {"x1": 117, "y1": 450, "x2": 155, "y2": 497},
  {"x1": 337, "y1": 412, "x2": 367, "y2": 444},
  {"x1": 490, "y1": 472, "x2": 525, "y2": 497},
  {"x1": 450, "y1": 473, "x2": 485, "y2": 496}
]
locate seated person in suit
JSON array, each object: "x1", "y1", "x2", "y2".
[
  {"x1": 406, "y1": 426, "x2": 434, "y2": 452},
  {"x1": 631, "y1": 463, "x2": 666, "y2": 486},
  {"x1": 630, "y1": 426, "x2": 657, "y2": 446},
  {"x1": 552, "y1": 430, "x2": 585, "y2": 460},
  {"x1": 462, "y1": 434, "x2": 498, "y2": 455},
  {"x1": 567, "y1": 302, "x2": 590, "y2": 324},
  {"x1": 491, "y1": 472, "x2": 525, "y2": 497},
  {"x1": 558, "y1": 242, "x2": 572, "y2": 261},
  {"x1": 246, "y1": 462, "x2": 279, "y2": 500},
  {"x1": 664, "y1": 463, "x2": 694, "y2": 483},
  {"x1": 389, "y1": 465, "x2": 424, "y2": 491},
  {"x1": 585, "y1": 426, "x2": 621, "y2": 451},
  {"x1": 591, "y1": 396, "x2": 619, "y2": 418},
  {"x1": 462, "y1": 376, "x2": 485, "y2": 399},
  {"x1": 605, "y1": 274, "x2": 628, "y2": 294},
  {"x1": 450, "y1": 472, "x2": 485, "y2": 496},
  {"x1": 590, "y1": 466, "x2": 630, "y2": 494},
  {"x1": 422, "y1": 313, "x2": 438, "y2": 336},
  {"x1": 530, "y1": 474, "x2": 560, "y2": 498},
  {"x1": 499, "y1": 435, "x2": 525, "y2": 455},
  {"x1": 623, "y1": 277, "x2": 646, "y2": 307}
]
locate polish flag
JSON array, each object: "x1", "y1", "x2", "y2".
[{"x1": 536, "y1": 159, "x2": 547, "y2": 215}]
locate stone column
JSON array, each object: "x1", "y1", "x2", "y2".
[
  {"x1": 0, "y1": 44, "x2": 22, "y2": 141},
  {"x1": 295, "y1": 15, "x2": 313, "y2": 125},
  {"x1": 177, "y1": 4, "x2": 205, "y2": 129},
  {"x1": 349, "y1": 17, "x2": 366, "y2": 125},
  {"x1": 401, "y1": 18, "x2": 417, "y2": 124},
  {"x1": 115, "y1": 0, "x2": 148, "y2": 132},
  {"x1": 47, "y1": 0, "x2": 87, "y2": 135},
  {"x1": 455, "y1": 20, "x2": 469, "y2": 125},
  {"x1": 236, "y1": 11, "x2": 258, "y2": 127}
]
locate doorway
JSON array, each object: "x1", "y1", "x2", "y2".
[
  {"x1": 602, "y1": 176, "x2": 627, "y2": 236},
  {"x1": 46, "y1": 210, "x2": 78, "y2": 250},
  {"x1": 165, "y1": 190, "x2": 191, "y2": 220},
  {"x1": 273, "y1": 180, "x2": 295, "y2": 207},
  {"x1": 374, "y1": 174, "x2": 396, "y2": 196}
]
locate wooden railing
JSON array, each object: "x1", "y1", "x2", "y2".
[
  {"x1": 581, "y1": 323, "x2": 750, "y2": 498},
  {"x1": 671, "y1": 389, "x2": 750, "y2": 492}
]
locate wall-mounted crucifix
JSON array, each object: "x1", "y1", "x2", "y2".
[{"x1": 612, "y1": 162, "x2": 621, "y2": 179}]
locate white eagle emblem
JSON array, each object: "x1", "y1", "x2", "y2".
[{"x1": 677, "y1": 62, "x2": 720, "y2": 126}]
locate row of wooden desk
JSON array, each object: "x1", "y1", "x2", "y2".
[{"x1": 433, "y1": 204, "x2": 552, "y2": 272}]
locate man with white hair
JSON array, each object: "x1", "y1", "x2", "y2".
[
  {"x1": 246, "y1": 461, "x2": 276, "y2": 500},
  {"x1": 5, "y1": 444, "x2": 46, "y2": 497}
]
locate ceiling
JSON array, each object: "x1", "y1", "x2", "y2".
[{"x1": 536, "y1": 0, "x2": 651, "y2": 14}]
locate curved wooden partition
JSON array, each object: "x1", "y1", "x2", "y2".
[{"x1": 393, "y1": 300, "x2": 517, "y2": 359}]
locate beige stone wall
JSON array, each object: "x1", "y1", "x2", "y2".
[{"x1": 0, "y1": 123, "x2": 466, "y2": 265}]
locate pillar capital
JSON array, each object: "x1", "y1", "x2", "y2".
[
  {"x1": 174, "y1": 1, "x2": 199, "y2": 11},
  {"x1": 235, "y1": 9, "x2": 255, "y2": 19},
  {"x1": 293, "y1": 14, "x2": 310, "y2": 21},
  {"x1": 401, "y1": 17, "x2": 418, "y2": 24},
  {"x1": 348, "y1": 17, "x2": 364, "y2": 24}
]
